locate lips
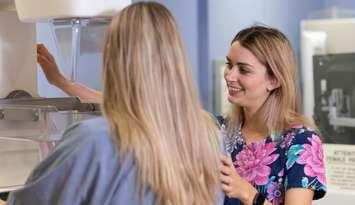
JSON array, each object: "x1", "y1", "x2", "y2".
[
  {"x1": 229, "y1": 87, "x2": 243, "y2": 92},
  {"x1": 227, "y1": 86, "x2": 244, "y2": 96}
]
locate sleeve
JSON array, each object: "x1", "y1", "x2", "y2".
[
  {"x1": 6, "y1": 119, "x2": 121, "y2": 205},
  {"x1": 284, "y1": 129, "x2": 327, "y2": 200}
]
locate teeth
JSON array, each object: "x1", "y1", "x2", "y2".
[{"x1": 230, "y1": 87, "x2": 243, "y2": 92}]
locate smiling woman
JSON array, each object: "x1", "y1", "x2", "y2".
[{"x1": 219, "y1": 25, "x2": 327, "y2": 205}]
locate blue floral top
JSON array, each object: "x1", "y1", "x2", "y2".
[{"x1": 219, "y1": 118, "x2": 327, "y2": 205}]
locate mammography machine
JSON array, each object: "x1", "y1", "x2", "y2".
[{"x1": 0, "y1": 0, "x2": 130, "y2": 200}]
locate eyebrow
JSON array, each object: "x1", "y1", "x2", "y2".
[
  {"x1": 236, "y1": 62, "x2": 253, "y2": 68},
  {"x1": 225, "y1": 56, "x2": 253, "y2": 68}
]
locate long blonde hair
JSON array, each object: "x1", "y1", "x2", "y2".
[
  {"x1": 102, "y1": 2, "x2": 220, "y2": 205},
  {"x1": 226, "y1": 25, "x2": 317, "y2": 137}
]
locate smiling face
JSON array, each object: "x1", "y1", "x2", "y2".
[{"x1": 224, "y1": 41, "x2": 278, "y2": 114}]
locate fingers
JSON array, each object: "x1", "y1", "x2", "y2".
[
  {"x1": 37, "y1": 44, "x2": 49, "y2": 62},
  {"x1": 37, "y1": 43, "x2": 47, "y2": 56},
  {"x1": 37, "y1": 43, "x2": 43, "y2": 50},
  {"x1": 37, "y1": 44, "x2": 59, "y2": 72},
  {"x1": 220, "y1": 155, "x2": 239, "y2": 199},
  {"x1": 220, "y1": 157, "x2": 235, "y2": 189},
  {"x1": 220, "y1": 154, "x2": 236, "y2": 176},
  {"x1": 37, "y1": 43, "x2": 55, "y2": 61},
  {"x1": 37, "y1": 43, "x2": 48, "y2": 53},
  {"x1": 221, "y1": 183, "x2": 232, "y2": 193},
  {"x1": 37, "y1": 53, "x2": 51, "y2": 67},
  {"x1": 220, "y1": 164, "x2": 232, "y2": 175},
  {"x1": 220, "y1": 173, "x2": 231, "y2": 185},
  {"x1": 221, "y1": 183, "x2": 231, "y2": 191},
  {"x1": 221, "y1": 175, "x2": 237, "y2": 198},
  {"x1": 220, "y1": 154, "x2": 234, "y2": 167}
]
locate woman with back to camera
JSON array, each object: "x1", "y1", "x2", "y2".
[
  {"x1": 219, "y1": 25, "x2": 327, "y2": 205},
  {"x1": 36, "y1": 18, "x2": 327, "y2": 205},
  {"x1": 2, "y1": 2, "x2": 223, "y2": 205}
]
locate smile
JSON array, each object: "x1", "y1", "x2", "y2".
[
  {"x1": 229, "y1": 87, "x2": 243, "y2": 92},
  {"x1": 227, "y1": 86, "x2": 245, "y2": 96}
]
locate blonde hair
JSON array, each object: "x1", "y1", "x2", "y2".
[
  {"x1": 102, "y1": 2, "x2": 220, "y2": 205},
  {"x1": 226, "y1": 25, "x2": 317, "y2": 138}
]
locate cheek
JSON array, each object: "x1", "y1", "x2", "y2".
[
  {"x1": 238, "y1": 76, "x2": 253, "y2": 88},
  {"x1": 242, "y1": 77, "x2": 268, "y2": 93}
]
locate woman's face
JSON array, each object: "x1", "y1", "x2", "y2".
[{"x1": 224, "y1": 41, "x2": 276, "y2": 113}]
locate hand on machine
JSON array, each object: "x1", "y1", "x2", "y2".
[{"x1": 36, "y1": 43, "x2": 102, "y2": 103}]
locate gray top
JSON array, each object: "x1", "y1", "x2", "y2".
[{"x1": 7, "y1": 117, "x2": 224, "y2": 205}]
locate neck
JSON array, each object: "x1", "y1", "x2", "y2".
[
  {"x1": 243, "y1": 107, "x2": 265, "y2": 130},
  {"x1": 242, "y1": 108, "x2": 268, "y2": 144}
]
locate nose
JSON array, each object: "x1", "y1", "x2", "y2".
[{"x1": 224, "y1": 65, "x2": 238, "y2": 82}]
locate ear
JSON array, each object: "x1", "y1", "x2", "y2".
[{"x1": 267, "y1": 76, "x2": 280, "y2": 92}]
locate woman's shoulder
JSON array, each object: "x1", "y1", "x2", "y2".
[
  {"x1": 28, "y1": 117, "x2": 118, "y2": 181},
  {"x1": 58, "y1": 117, "x2": 113, "y2": 150},
  {"x1": 281, "y1": 124, "x2": 323, "y2": 148},
  {"x1": 63, "y1": 117, "x2": 110, "y2": 139},
  {"x1": 6, "y1": 117, "x2": 141, "y2": 204}
]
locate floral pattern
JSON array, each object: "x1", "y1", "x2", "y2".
[
  {"x1": 234, "y1": 142, "x2": 279, "y2": 185},
  {"x1": 221, "y1": 120, "x2": 327, "y2": 205},
  {"x1": 296, "y1": 135, "x2": 326, "y2": 185},
  {"x1": 266, "y1": 181, "x2": 283, "y2": 205}
]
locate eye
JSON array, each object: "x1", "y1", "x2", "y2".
[{"x1": 238, "y1": 66, "x2": 249, "y2": 74}]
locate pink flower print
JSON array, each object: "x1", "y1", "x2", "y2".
[
  {"x1": 235, "y1": 142, "x2": 279, "y2": 185},
  {"x1": 296, "y1": 135, "x2": 326, "y2": 185},
  {"x1": 266, "y1": 182, "x2": 284, "y2": 205}
]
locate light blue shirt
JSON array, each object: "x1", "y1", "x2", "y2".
[{"x1": 7, "y1": 117, "x2": 224, "y2": 205}]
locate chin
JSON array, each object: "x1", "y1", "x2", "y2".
[{"x1": 227, "y1": 96, "x2": 243, "y2": 106}]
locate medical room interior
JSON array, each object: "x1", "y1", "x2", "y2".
[{"x1": 1, "y1": 0, "x2": 355, "y2": 204}]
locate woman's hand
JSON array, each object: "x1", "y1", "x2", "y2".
[
  {"x1": 37, "y1": 43, "x2": 69, "y2": 88},
  {"x1": 37, "y1": 43, "x2": 102, "y2": 103},
  {"x1": 220, "y1": 155, "x2": 258, "y2": 205}
]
